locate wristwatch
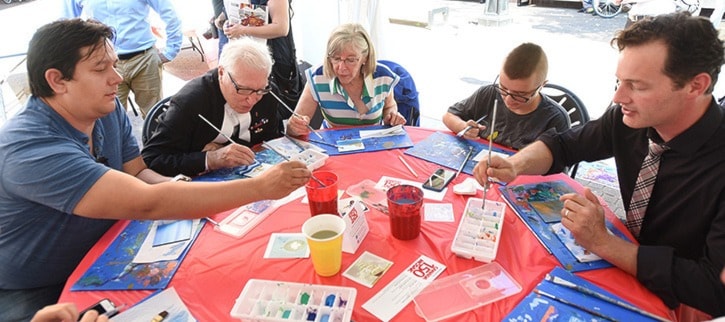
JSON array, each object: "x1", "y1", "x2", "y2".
[{"x1": 171, "y1": 174, "x2": 192, "y2": 182}]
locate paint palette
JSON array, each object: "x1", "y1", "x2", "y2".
[
  {"x1": 290, "y1": 149, "x2": 329, "y2": 171},
  {"x1": 230, "y1": 279, "x2": 356, "y2": 322},
  {"x1": 450, "y1": 198, "x2": 506, "y2": 263}
]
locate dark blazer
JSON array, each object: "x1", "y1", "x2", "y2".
[{"x1": 142, "y1": 69, "x2": 281, "y2": 176}]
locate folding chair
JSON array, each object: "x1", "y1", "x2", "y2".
[
  {"x1": 540, "y1": 83, "x2": 591, "y2": 178},
  {"x1": 141, "y1": 96, "x2": 171, "y2": 145}
]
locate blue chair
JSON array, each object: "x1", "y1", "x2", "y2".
[
  {"x1": 141, "y1": 96, "x2": 171, "y2": 146},
  {"x1": 379, "y1": 60, "x2": 421, "y2": 126}
]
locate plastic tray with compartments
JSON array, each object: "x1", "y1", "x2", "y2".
[
  {"x1": 230, "y1": 279, "x2": 356, "y2": 322},
  {"x1": 451, "y1": 198, "x2": 506, "y2": 263}
]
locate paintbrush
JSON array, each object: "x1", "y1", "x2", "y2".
[
  {"x1": 481, "y1": 100, "x2": 498, "y2": 211},
  {"x1": 456, "y1": 115, "x2": 488, "y2": 137},
  {"x1": 533, "y1": 289, "x2": 618, "y2": 321},
  {"x1": 198, "y1": 114, "x2": 234, "y2": 144},
  {"x1": 268, "y1": 90, "x2": 323, "y2": 139},
  {"x1": 546, "y1": 275, "x2": 671, "y2": 322},
  {"x1": 455, "y1": 146, "x2": 474, "y2": 178}
]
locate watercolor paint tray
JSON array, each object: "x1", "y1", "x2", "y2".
[
  {"x1": 230, "y1": 279, "x2": 357, "y2": 322},
  {"x1": 451, "y1": 198, "x2": 506, "y2": 263},
  {"x1": 413, "y1": 262, "x2": 522, "y2": 322},
  {"x1": 290, "y1": 149, "x2": 329, "y2": 171}
]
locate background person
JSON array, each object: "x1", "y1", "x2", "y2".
[
  {"x1": 142, "y1": 38, "x2": 282, "y2": 177},
  {"x1": 222, "y1": 0, "x2": 304, "y2": 121},
  {"x1": 0, "y1": 19, "x2": 310, "y2": 321},
  {"x1": 63, "y1": 0, "x2": 183, "y2": 118},
  {"x1": 286, "y1": 23, "x2": 406, "y2": 136},
  {"x1": 473, "y1": 13, "x2": 725, "y2": 318},
  {"x1": 442, "y1": 42, "x2": 570, "y2": 150}
]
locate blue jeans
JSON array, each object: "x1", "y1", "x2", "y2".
[
  {"x1": 0, "y1": 284, "x2": 63, "y2": 322},
  {"x1": 217, "y1": 27, "x2": 228, "y2": 59}
]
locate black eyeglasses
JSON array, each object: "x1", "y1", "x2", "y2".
[
  {"x1": 227, "y1": 72, "x2": 271, "y2": 96},
  {"x1": 493, "y1": 75, "x2": 542, "y2": 103}
]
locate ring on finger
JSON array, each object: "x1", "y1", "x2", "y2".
[{"x1": 565, "y1": 210, "x2": 570, "y2": 219}]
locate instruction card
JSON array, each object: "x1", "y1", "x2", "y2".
[{"x1": 362, "y1": 255, "x2": 446, "y2": 321}]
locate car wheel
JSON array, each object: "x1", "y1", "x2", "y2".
[{"x1": 2, "y1": 0, "x2": 13, "y2": 4}]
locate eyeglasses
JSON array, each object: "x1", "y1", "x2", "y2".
[
  {"x1": 227, "y1": 72, "x2": 271, "y2": 96},
  {"x1": 493, "y1": 75, "x2": 542, "y2": 103},
  {"x1": 328, "y1": 56, "x2": 361, "y2": 66}
]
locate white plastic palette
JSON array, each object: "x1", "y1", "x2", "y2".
[
  {"x1": 231, "y1": 279, "x2": 356, "y2": 322},
  {"x1": 290, "y1": 149, "x2": 329, "y2": 171},
  {"x1": 451, "y1": 198, "x2": 506, "y2": 263}
]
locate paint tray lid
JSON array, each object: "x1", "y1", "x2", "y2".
[{"x1": 413, "y1": 262, "x2": 522, "y2": 321}]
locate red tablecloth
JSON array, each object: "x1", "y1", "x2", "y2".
[{"x1": 59, "y1": 127, "x2": 674, "y2": 321}]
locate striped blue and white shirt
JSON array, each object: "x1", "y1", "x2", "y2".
[{"x1": 305, "y1": 63, "x2": 400, "y2": 126}]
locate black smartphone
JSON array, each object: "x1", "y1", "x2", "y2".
[
  {"x1": 422, "y1": 168, "x2": 455, "y2": 192},
  {"x1": 78, "y1": 298, "x2": 117, "y2": 320}
]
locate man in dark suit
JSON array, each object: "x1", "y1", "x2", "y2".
[{"x1": 143, "y1": 37, "x2": 283, "y2": 176}]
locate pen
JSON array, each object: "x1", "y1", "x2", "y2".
[
  {"x1": 100, "y1": 303, "x2": 125, "y2": 318},
  {"x1": 198, "y1": 114, "x2": 234, "y2": 144},
  {"x1": 456, "y1": 114, "x2": 488, "y2": 137},
  {"x1": 268, "y1": 90, "x2": 323, "y2": 139},
  {"x1": 482, "y1": 100, "x2": 498, "y2": 211},
  {"x1": 455, "y1": 146, "x2": 474, "y2": 178},
  {"x1": 261, "y1": 142, "x2": 326, "y2": 187},
  {"x1": 204, "y1": 216, "x2": 220, "y2": 227},
  {"x1": 398, "y1": 155, "x2": 419, "y2": 178},
  {"x1": 150, "y1": 310, "x2": 168, "y2": 322},
  {"x1": 546, "y1": 275, "x2": 671, "y2": 322},
  {"x1": 533, "y1": 289, "x2": 617, "y2": 321}
]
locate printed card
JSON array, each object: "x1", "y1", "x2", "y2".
[
  {"x1": 340, "y1": 199, "x2": 370, "y2": 254},
  {"x1": 362, "y1": 255, "x2": 446, "y2": 321},
  {"x1": 337, "y1": 138, "x2": 365, "y2": 152},
  {"x1": 264, "y1": 233, "x2": 309, "y2": 259},
  {"x1": 424, "y1": 203, "x2": 454, "y2": 222},
  {"x1": 343, "y1": 251, "x2": 393, "y2": 288}
]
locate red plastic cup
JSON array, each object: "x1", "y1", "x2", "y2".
[
  {"x1": 305, "y1": 171, "x2": 339, "y2": 217},
  {"x1": 386, "y1": 185, "x2": 424, "y2": 240}
]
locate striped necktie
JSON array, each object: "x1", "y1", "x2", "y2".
[{"x1": 626, "y1": 139, "x2": 669, "y2": 237}]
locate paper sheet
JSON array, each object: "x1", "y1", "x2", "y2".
[
  {"x1": 362, "y1": 255, "x2": 446, "y2": 321},
  {"x1": 133, "y1": 219, "x2": 201, "y2": 263}
]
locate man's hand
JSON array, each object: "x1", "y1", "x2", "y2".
[
  {"x1": 473, "y1": 154, "x2": 516, "y2": 186},
  {"x1": 214, "y1": 12, "x2": 227, "y2": 30},
  {"x1": 255, "y1": 161, "x2": 311, "y2": 199},
  {"x1": 559, "y1": 188, "x2": 610, "y2": 250},
  {"x1": 383, "y1": 111, "x2": 407, "y2": 126},
  {"x1": 286, "y1": 115, "x2": 311, "y2": 136},
  {"x1": 206, "y1": 144, "x2": 256, "y2": 170},
  {"x1": 460, "y1": 120, "x2": 487, "y2": 140},
  {"x1": 31, "y1": 303, "x2": 109, "y2": 322}
]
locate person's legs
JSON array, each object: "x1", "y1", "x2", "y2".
[
  {"x1": 115, "y1": 60, "x2": 132, "y2": 111},
  {"x1": 0, "y1": 284, "x2": 64, "y2": 322},
  {"x1": 217, "y1": 29, "x2": 228, "y2": 60},
  {"x1": 126, "y1": 49, "x2": 163, "y2": 118}
]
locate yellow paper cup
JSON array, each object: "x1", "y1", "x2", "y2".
[{"x1": 301, "y1": 214, "x2": 346, "y2": 277}]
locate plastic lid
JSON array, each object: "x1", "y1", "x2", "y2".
[{"x1": 413, "y1": 262, "x2": 522, "y2": 321}]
